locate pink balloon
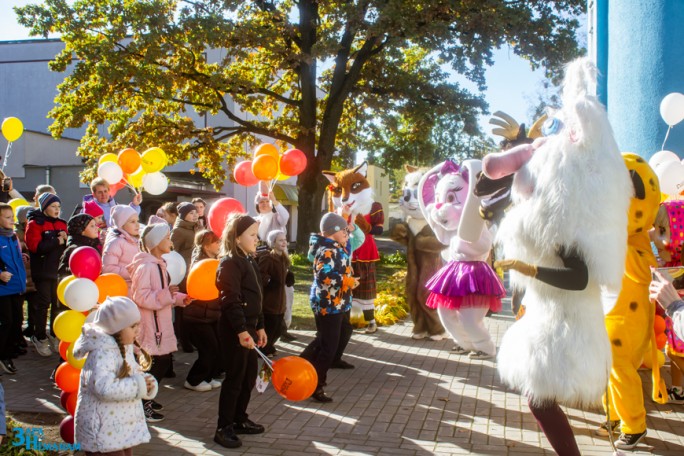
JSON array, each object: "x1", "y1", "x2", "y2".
[
  {"x1": 69, "y1": 246, "x2": 102, "y2": 281},
  {"x1": 207, "y1": 198, "x2": 246, "y2": 236},
  {"x1": 279, "y1": 149, "x2": 307, "y2": 176},
  {"x1": 60, "y1": 415, "x2": 75, "y2": 443},
  {"x1": 234, "y1": 161, "x2": 259, "y2": 187}
]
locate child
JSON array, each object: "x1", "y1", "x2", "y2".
[
  {"x1": 183, "y1": 230, "x2": 222, "y2": 392},
  {"x1": 214, "y1": 213, "x2": 266, "y2": 449},
  {"x1": 25, "y1": 192, "x2": 67, "y2": 356},
  {"x1": 82, "y1": 199, "x2": 107, "y2": 245},
  {"x1": 58, "y1": 214, "x2": 102, "y2": 278},
  {"x1": 0, "y1": 203, "x2": 27, "y2": 374},
  {"x1": 192, "y1": 197, "x2": 207, "y2": 229},
  {"x1": 102, "y1": 205, "x2": 140, "y2": 294},
  {"x1": 258, "y1": 229, "x2": 294, "y2": 357},
  {"x1": 73, "y1": 296, "x2": 158, "y2": 455},
  {"x1": 170, "y1": 202, "x2": 198, "y2": 353},
  {"x1": 128, "y1": 223, "x2": 190, "y2": 422},
  {"x1": 301, "y1": 213, "x2": 355, "y2": 403}
]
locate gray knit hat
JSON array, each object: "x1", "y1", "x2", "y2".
[
  {"x1": 93, "y1": 296, "x2": 141, "y2": 335},
  {"x1": 320, "y1": 212, "x2": 347, "y2": 236}
]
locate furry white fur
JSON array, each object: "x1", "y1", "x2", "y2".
[{"x1": 495, "y1": 58, "x2": 631, "y2": 407}]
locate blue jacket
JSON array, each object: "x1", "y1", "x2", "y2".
[
  {"x1": 0, "y1": 233, "x2": 27, "y2": 296},
  {"x1": 309, "y1": 234, "x2": 353, "y2": 316}
]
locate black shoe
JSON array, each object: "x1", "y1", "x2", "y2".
[
  {"x1": 214, "y1": 426, "x2": 242, "y2": 448},
  {"x1": 281, "y1": 331, "x2": 297, "y2": 341},
  {"x1": 311, "y1": 388, "x2": 333, "y2": 403},
  {"x1": 0, "y1": 359, "x2": 17, "y2": 374},
  {"x1": 615, "y1": 430, "x2": 647, "y2": 450},
  {"x1": 330, "y1": 359, "x2": 355, "y2": 369},
  {"x1": 234, "y1": 419, "x2": 265, "y2": 435},
  {"x1": 181, "y1": 344, "x2": 195, "y2": 354},
  {"x1": 144, "y1": 403, "x2": 165, "y2": 422},
  {"x1": 149, "y1": 400, "x2": 164, "y2": 411}
]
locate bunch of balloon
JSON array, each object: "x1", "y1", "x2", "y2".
[
  {"x1": 233, "y1": 144, "x2": 307, "y2": 190},
  {"x1": 97, "y1": 147, "x2": 169, "y2": 197},
  {"x1": 1, "y1": 117, "x2": 24, "y2": 173},
  {"x1": 652, "y1": 93, "x2": 684, "y2": 200}
]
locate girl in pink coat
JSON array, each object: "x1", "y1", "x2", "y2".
[
  {"x1": 103, "y1": 205, "x2": 141, "y2": 293},
  {"x1": 128, "y1": 223, "x2": 192, "y2": 422}
]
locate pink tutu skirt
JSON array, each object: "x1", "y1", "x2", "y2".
[{"x1": 425, "y1": 260, "x2": 505, "y2": 311}]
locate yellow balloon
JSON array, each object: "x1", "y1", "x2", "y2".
[
  {"x1": 98, "y1": 153, "x2": 118, "y2": 166},
  {"x1": 2, "y1": 117, "x2": 24, "y2": 142},
  {"x1": 53, "y1": 310, "x2": 86, "y2": 343},
  {"x1": 8, "y1": 198, "x2": 29, "y2": 212},
  {"x1": 127, "y1": 166, "x2": 146, "y2": 189},
  {"x1": 276, "y1": 171, "x2": 291, "y2": 181},
  {"x1": 58, "y1": 275, "x2": 77, "y2": 305},
  {"x1": 141, "y1": 147, "x2": 167, "y2": 173},
  {"x1": 66, "y1": 341, "x2": 85, "y2": 369}
]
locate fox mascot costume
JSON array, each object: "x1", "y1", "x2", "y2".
[
  {"x1": 391, "y1": 165, "x2": 446, "y2": 340},
  {"x1": 484, "y1": 58, "x2": 632, "y2": 455},
  {"x1": 324, "y1": 162, "x2": 384, "y2": 333}
]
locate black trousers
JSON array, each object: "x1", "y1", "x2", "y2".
[
  {"x1": 185, "y1": 321, "x2": 222, "y2": 386},
  {"x1": 301, "y1": 311, "x2": 346, "y2": 388},
  {"x1": 301, "y1": 309, "x2": 352, "y2": 365},
  {"x1": 33, "y1": 279, "x2": 62, "y2": 340},
  {"x1": 0, "y1": 294, "x2": 23, "y2": 359},
  {"x1": 148, "y1": 353, "x2": 173, "y2": 386},
  {"x1": 22, "y1": 291, "x2": 37, "y2": 337},
  {"x1": 263, "y1": 313, "x2": 284, "y2": 355},
  {"x1": 217, "y1": 325, "x2": 258, "y2": 429}
]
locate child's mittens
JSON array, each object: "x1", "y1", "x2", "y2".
[{"x1": 141, "y1": 373, "x2": 158, "y2": 400}]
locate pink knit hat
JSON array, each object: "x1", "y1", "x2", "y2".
[{"x1": 83, "y1": 200, "x2": 105, "y2": 218}]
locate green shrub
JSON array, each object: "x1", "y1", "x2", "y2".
[
  {"x1": 380, "y1": 250, "x2": 407, "y2": 265},
  {"x1": 289, "y1": 252, "x2": 309, "y2": 266}
]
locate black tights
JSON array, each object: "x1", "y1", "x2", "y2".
[{"x1": 528, "y1": 398, "x2": 580, "y2": 456}]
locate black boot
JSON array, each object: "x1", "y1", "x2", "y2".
[
  {"x1": 311, "y1": 388, "x2": 333, "y2": 403},
  {"x1": 214, "y1": 425, "x2": 242, "y2": 449}
]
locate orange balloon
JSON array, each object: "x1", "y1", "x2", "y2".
[
  {"x1": 66, "y1": 391, "x2": 78, "y2": 416},
  {"x1": 187, "y1": 259, "x2": 219, "y2": 301},
  {"x1": 252, "y1": 154, "x2": 278, "y2": 181},
  {"x1": 254, "y1": 143, "x2": 279, "y2": 160},
  {"x1": 55, "y1": 362, "x2": 81, "y2": 393},
  {"x1": 656, "y1": 332, "x2": 668, "y2": 350},
  {"x1": 654, "y1": 314, "x2": 666, "y2": 334},
  {"x1": 95, "y1": 273, "x2": 129, "y2": 303},
  {"x1": 271, "y1": 356, "x2": 318, "y2": 401},
  {"x1": 59, "y1": 341, "x2": 70, "y2": 361},
  {"x1": 118, "y1": 148, "x2": 141, "y2": 175}
]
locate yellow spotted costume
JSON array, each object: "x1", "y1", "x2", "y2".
[{"x1": 603, "y1": 153, "x2": 668, "y2": 435}]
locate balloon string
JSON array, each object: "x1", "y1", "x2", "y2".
[
  {"x1": 1, "y1": 142, "x2": 12, "y2": 172},
  {"x1": 662, "y1": 125, "x2": 672, "y2": 151},
  {"x1": 254, "y1": 347, "x2": 274, "y2": 370}
]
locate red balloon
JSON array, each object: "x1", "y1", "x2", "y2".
[
  {"x1": 207, "y1": 197, "x2": 245, "y2": 236},
  {"x1": 271, "y1": 356, "x2": 318, "y2": 401},
  {"x1": 654, "y1": 314, "x2": 666, "y2": 334},
  {"x1": 656, "y1": 332, "x2": 668, "y2": 350},
  {"x1": 55, "y1": 362, "x2": 81, "y2": 393},
  {"x1": 60, "y1": 391, "x2": 71, "y2": 410},
  {"x1": 60, "y1": 415, "x2": 75, "y2": 444},
  {"x1": 279, "y1": 149, "x2": 307, "y2": 176},
  {"x1": 234, "y1": 161, "x2": 259, "y2": 187},
  {"x1": 69, "y1": 246, "x2": 102, "y2": 281},
  {"x1": 110, "y1": 178, "x2": 127, "y2": 197},
  {"x1": 59, "y1": 341, "x2": 70, "y2": 361},
  {"x1": 66, "y1": 391, "x2": 78, "y2": 416}
]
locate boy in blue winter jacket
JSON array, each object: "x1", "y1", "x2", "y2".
[{"x1": 0, "y1": 203, "x2": 27, "y2": 374}]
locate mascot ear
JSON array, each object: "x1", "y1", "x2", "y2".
[
  {"x1": 322, "y1": 171, "x2": 337, "y2": 185},
  {"x1": 404, "y1": 164, "x2": 419, "y2": 173},
  {"x1": 354, "y1": 161, "x2": 368, "y2": 177},
  {"x1": 458, "y1": 160, "x2": 486, "y2": 243}
]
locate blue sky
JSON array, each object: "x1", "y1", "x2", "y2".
[{"x1": 1, "y1": 1, "x2": 561, "y2": 141}]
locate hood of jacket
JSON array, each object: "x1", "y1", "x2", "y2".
[
  {"x1": 73, "y1": 323, "x2": 118, "y2": 359},
  {"x1": 105, "y1": 227, "x2": 138, "y2": 246},
  {"x1": 127, "y1": 251, "x2": 164, "y2": 276},
  {"x1": 26, "y1": 207, "x2": 65, "y2": 226},
  {"x1": 308, "y1": 233, "x2": 340, "y2": 255},
  {"x1": 173, "y1": 218, "x2": 197, "y2": 231}
]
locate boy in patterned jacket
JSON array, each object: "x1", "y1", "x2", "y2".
[{"x1": 301, "y1": 213, "x2": 356, "y2": 403}]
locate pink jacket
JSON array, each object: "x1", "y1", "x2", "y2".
[
  {"x1": 127, "y1": 252, "x2": 187, "y2": 356},
  {"x1": 102, "y1": 229, "x2": 140, "y2": 292}
]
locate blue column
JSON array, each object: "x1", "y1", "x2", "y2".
[{"x1": 600, "y1": 1, "x2": 684, "y2": 159}]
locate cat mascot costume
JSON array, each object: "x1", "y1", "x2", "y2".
[
  {"x1": 484, "y1": 58, "x2": 631, "y2": 455},
  {"x1": 390, "y1": 165, "x2": 446, "y2": 340},
  {"x1": 417, "y1": 159, "x2": 505, "y2": 359}
]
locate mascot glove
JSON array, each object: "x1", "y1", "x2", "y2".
[{"x1": 494, "y1": 259, "x2": 537, "y2": 278}]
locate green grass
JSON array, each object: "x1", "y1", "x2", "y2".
[{"x1": 289, "y1": 260, "x2": 405, "y2": 330}]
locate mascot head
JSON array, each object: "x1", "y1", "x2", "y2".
[
  {"x1": 399, "y1": 164, "x2": 426, "y2": 219},
  {"x1": 623, "y1": 152, "x2": 660, "y2": 236},
  {"x1": 323, "y1": 162, "x2": 374, "y2": 216}
]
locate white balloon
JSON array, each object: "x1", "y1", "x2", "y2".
[
  {"x1": 649, "y1": 150, "x2": 680, "y2": 170},
  {"x1": 64, "y1": 278, "x2": 99, "y2": 312},
  {"x1": 660, "y1": 92, "x2": 684, "y2": 126},
  {"x1": 143, "y1": 172, "x2": 169, "y2": 195},
  {"x1": 655, "y1": 160, "x2": 684, "y2": 195},
  {"x1": 98, "y1": 161, "x2": 124, "y2": 185},
  {"x1": 162, "y1": 251, "x2": 187, "y2": 286}
]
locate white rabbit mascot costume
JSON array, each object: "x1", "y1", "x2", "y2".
[
  {"x1": 418, "y1": 159, "x2": 505, "y2": 360},
  {"x1": 484, "y1": 58, "x2": 631, "y2": 455}
]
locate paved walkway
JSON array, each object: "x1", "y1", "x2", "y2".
[{"x1": 5, "y1": 310, "x2": 684, "y2": 455}]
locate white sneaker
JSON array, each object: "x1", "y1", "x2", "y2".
[
  {"x1": 411, "y1": 332, "x2": 428, "y2": 340},
  {"x1": 31, "y1": 336, "x2": 52, "y2": 357},
  {"x1": 210, "y1": 379, "x2": 222, "y2": 389},
  {"x1": 365, "y1": 322, "x2": 378, "y2": 334},
  {"x1": 47, "y1": 334, "x2": 59, "y2": 353},
  {"x1": 184, "y1": 380, "x2": 212, "y2": 392},
  {"x1": 429, "y1": 333, "x2": 446, "y2": 341}
]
